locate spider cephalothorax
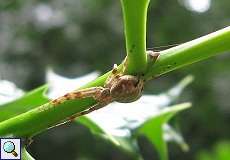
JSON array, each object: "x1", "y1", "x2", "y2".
[{"x1": 105, "y1": 66, "x2": 144, "y2": 103}]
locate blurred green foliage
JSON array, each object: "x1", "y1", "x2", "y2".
[
  {"x1": 196, "y1": 141, "x2": 230, "y2": 160},
  {"x1": 0, "y1": 0, "x2": 229, "y2": 160}
]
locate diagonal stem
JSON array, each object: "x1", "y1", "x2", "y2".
[{"x1": 145, "y1": 26, "x2": 230, "y2": 79}]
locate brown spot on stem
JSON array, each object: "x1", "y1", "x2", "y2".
[{"x1": 74, "y1": 92, "x2": 82, "y2": 97}]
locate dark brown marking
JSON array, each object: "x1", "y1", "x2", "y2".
[
  {"x1": 52, "y1": 99, "x2": 57, "y2": 103},
  {"x1": 66, "y1": 97, "x2": 71, "y2": 100},
  {"x1": 112, "y1": 68, "x2": 117, "y2": 74},
  {"x1": 74, "y1": 92, "x2": 82, "y2": 96},
  {"x1": 51, "y1": 99, "x2": 58, "y2": 105}
]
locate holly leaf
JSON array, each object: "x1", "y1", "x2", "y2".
[
  {"x1": 136, "y1": 103, "x2": 191, "y2": 160},
  {"x1": 22, "y1": 148, "x2": 35, "y2": 160},
  {"x1": 0, "y1": 85, "x2": 49, "y2": 122}
]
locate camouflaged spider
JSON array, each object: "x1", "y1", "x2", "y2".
[{"x1": 50, "y1": 51, "x2": 159, "y2": 119}]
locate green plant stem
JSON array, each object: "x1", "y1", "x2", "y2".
[
  {"x1": 120, "y1": 0, "x2": 149, "y2": 74},
  {"x1": 0, "y1": 98, "x2": 96, "y2": 137},
  {"x1": 145, "y1": 26, "x2": 230, "y2": 79},
  {"x1": 0, "y1": 26, "x2": 229, "y2": 137}
]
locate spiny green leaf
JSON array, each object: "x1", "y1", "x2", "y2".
[
  {"x1": 0, "y1": 85, "x2": 49, "y2": 122},
  {"x1": 22, "y1": 148, "x2": 35, "y2": 160},
  {"x1": 137, "y1": 103, "x2": 192, "y2": 160},
  {"x1": 77, "y1": 117, "x2": 140, "y2": 157},
  {"x1": 77, "y1": 117, "x2": 131, "y2": 152},
  {"x1": 77, "y1": 116, "x2": 105, "y2": 135}
]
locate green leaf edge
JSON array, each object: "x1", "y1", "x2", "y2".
[{"x1": 137, "y1": 103, "x2": 192, "y2": 160}]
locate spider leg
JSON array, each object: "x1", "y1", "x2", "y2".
[
  {"x1": 50, "y1": 87, "x2": 109, "y2": 106},
  {"x1": 67, "y1": 101, "x2": 109, "y2": 121},
  {"x1": 46, "y1": 87, "x2": 113, "y2": 126}
]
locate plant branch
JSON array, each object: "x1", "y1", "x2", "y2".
[
  {"x1": 120, "y1": 0, "x2": 150, "y2": 74},
  {"x1": 145, "y1": 26, "x2": 230, "y2": 79}
]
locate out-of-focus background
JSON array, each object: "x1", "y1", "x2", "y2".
[{"x1": 0, "y1": 0, "x2": 229, "y2": 159}]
